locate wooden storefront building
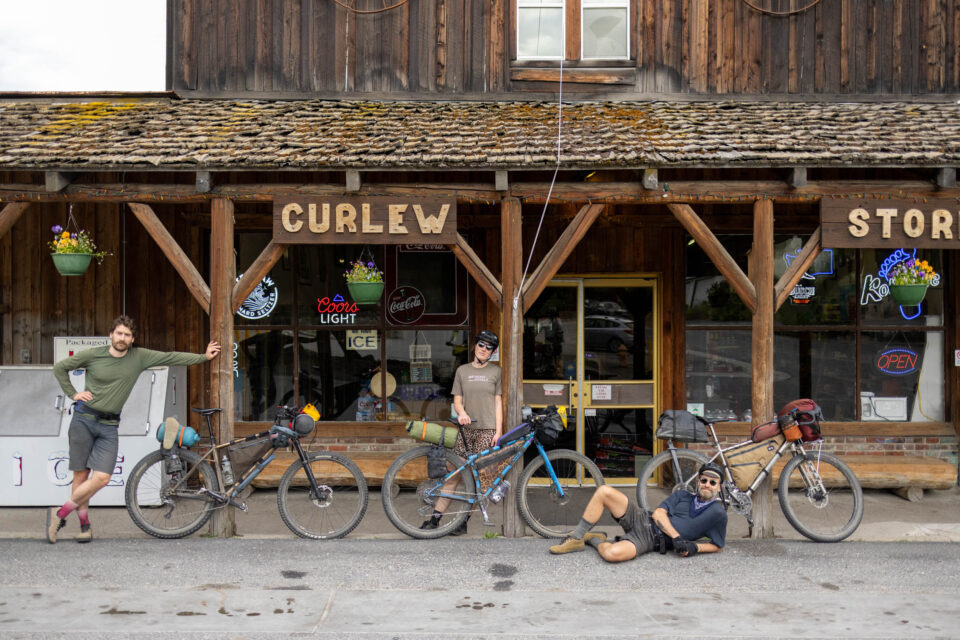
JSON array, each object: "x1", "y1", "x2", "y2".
[{"x1": 1, "y1": 0, "x2": 958, "y2": 535}]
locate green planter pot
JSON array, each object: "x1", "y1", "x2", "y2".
[
  {"x1": 347, "y1": 281, "x2": 384, "y2": 304},
  {"x1": 889, "y1": 283, "x2": 928, "y2": 306},
  {"x1": 51, "y1": 253, "x2": 93, "y2": 276}
]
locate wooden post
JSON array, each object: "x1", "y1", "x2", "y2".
[
  {"x1": 0, "y1": 203, "x2": 29, "y2": 239},
  {"x1": 209, "y1": 198, "x2": 236, "y2": 538},
  {"x1": 501, "y1": 197, "x2": 525, "y2": 537},
  {"x1": 750, "y1": 198, "x2": 775, "y2": 538}
]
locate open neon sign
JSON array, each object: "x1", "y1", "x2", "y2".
[{"x1": 875, "y1": 348, "x2": 919, "y2": 376}]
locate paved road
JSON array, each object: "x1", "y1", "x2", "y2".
[{"x1": 3, "y1": 537, "x2": 959, "y2": 639}]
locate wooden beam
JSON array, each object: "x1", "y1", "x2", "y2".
[
  {"x1": 127, "y1": 203, "x2": 211, "y2": 313},
  {"x1": 232, "y1": 240, "x2": 287, "y2": 312},
  {"x1": 936, "y1": 168, "x2": 957, "y2": 188},
  {"x1": 209, "y1": 197, "x2": 236, "y2": 537},
  {"x1": 774, "y1": 227, "x2": 822, "y2": 310},
  {"x1": 789, "y1": 167, "x2": 808, "y2": 188},
  {"x1": 6, "y1": 180, "x2": 960, "y2": 205},
  {"x1": 44, "y1": 171, "x2": 74, "y2": 192},
  {"x1": 196, "y1": 171, "x2": 212, "y2": 193},
  {"x1": 667, "y1": 203, "x2": 757, "y2": 313},
  {"x1": 501, "y1": 197, "x2": 524, "y2": 538},
  {"x1": 750, "y1": 198, "x2": 775, "y2": 539},
  {"x1": 521, "y1": 203, "x2": 605, "y2": 313},
  {"x1": 0, "y1": 202, "x2": 29, "y2": 239},
  {"x1": 451, "y1": 233, "x2": 502, "y2": 308},
  {"x1": 495, "y1": 170, "x2": 509, "y2": 192},
  {"x1": 346, "y1": 170, "x2": 361, "y2": 192},
  {"x1": 642, "y1": 168, "x2": 658, "y2": 190}
]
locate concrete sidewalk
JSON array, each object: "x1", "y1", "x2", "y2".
[{"x1": 3, "y1": 486, "x2": 960, "y2": 542}]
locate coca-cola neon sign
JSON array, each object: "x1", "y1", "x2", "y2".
[{"x1": 387, "y1": 286, "x2": 425, "y2": 324}]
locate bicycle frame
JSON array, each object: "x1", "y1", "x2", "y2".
[{"x1": 430, "y1": 429, "x2": 564, "y2": 524}]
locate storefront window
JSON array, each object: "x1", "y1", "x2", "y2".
[
  {"x1": 234, "y1": 236, "x2": 468, "y2": 423},
  {"x1": 686, "y1": 239, "x2": 946, "y2": 422}
]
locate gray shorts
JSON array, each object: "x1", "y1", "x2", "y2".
[
  {"x1": 68, "y1": 411, "x2": 119, "y2": 474},
  {"x1": 617, "y1": 501, "x2": 656, "y2": 556}
]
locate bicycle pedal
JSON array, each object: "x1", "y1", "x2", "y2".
[
  {"x1": 478, "y1": 503, "x2": 492, "y2": 525},
  {"x1": 228, "y1": 498, "x2": 248, "y2": 511}
]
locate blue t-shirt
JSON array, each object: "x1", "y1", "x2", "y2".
[{"x1": 657, "y1": 491, "x2": 727, "y2": 548}]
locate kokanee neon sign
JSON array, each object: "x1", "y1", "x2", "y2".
[{"x1": 875, "y1": 348, "x2": 919, "y2": 376}]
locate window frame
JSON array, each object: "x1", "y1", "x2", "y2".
[{"x1": 515, "y1": 0, "x2": 630, "y2": 63}]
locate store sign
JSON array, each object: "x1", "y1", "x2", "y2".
[
  {"x1": 821, "y1": 199, "x2": 960, "y2": 249},
  {"x1": 317, "y1": 295, "x2": 359, "y2": 324},
  {"x1": 274, "y1": 197, "x2": 456, "y2": 244},
  {"x1": 347, "y1": 330, "x2": 378, "y2": 351},
  {"x1": 875, "y1": 348, "x2": 920, "y2": 376},
  {"x1": 236, "y1": 275, "x2": 278, "y2": 320},
  {"x1": 386, "y1": 286, "x2": 425, "y2": 324}
]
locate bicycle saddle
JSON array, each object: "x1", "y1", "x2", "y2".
[{"x1": 191, "y1": 407, "x2": 222, "y2": 416}]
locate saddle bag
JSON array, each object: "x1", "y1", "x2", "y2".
[
  {"x1": 725, "y1": 435, "x2": 785, "y2": 490},
  {"x1": 655, "y1": 410, "x2": 709, "y2": 443},
  {"x1": 406, "y1": 420, "x2": 458, "y2": 449},
  {"x1": 778, "y1": 399, "x2": 824, "y2": 442},
  {"x1": 532, "y1": 406, "x2": 565, "y2": 447}
]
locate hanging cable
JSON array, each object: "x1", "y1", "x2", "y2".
[{"x1": 514, "y1": 54, "x2": 564, "y2": 311}]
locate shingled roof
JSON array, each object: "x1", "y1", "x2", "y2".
[{"x1": 1, "y1": 98, "x2": 958, "y2": 170}]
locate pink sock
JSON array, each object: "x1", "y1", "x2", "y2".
[
  {"x1": 77, "y1": 508, "x2": 90, "y2": 526},
  {"x1": 56, "y1": 500, "x2": 78, "y2": 520}
]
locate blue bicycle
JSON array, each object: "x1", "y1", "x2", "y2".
[{"x1": 381, "y1": 408, "x2": 604, "y2": 538}]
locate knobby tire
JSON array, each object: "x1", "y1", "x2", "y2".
[
  {"x1": 517, "y1": 449, "x2": 605, "y2": 539},
  {"x1": 125, "y1": 448, "x2": 217, "y2": 539},
  {"x1": 636, "y1": 448, "x2": 709, "y2": 512},
  {"x1": 777, "y1": 451, "x2": 864, "y2": 542},
  {"x1": 276, "y1": 452, "x2": 369, "y2": 539}
]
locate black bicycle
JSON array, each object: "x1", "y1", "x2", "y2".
[{"x1": 125, "y1": 406, "x2": 368, "y2": 539}]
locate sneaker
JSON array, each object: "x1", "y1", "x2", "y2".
[
  {"x1": 76, "y1": 523, "x2": 92, "y2": 543},
  {"x1": 448, "y1": 520, "x2": 469, "y2": 536},
  {"x1": 46, "y1": 507, "x2": 66, "y2": 544},
  {"x1": 420, "y1": 519, "x2": 440, "y2": 530},
  {"x1": 583, "y1": 532, "x2": 607, "y2": 544},
  {"x1": 549, "y1": 536, "x2": 585, "y2": 554}
]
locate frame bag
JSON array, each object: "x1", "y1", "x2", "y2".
[
  {"x1": 533, "y1": 406, "x2": 565, "y2": 446},
  {"x1": 726, "y1": 435, "x2": 785, "y2": 490},
  {"x1": 655, "y1": 410, "x2": 709, "y2": 443}
]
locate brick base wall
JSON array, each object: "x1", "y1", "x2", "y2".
[
  {"x1": 303, "y1": 436, "x2": 417, "y2": 454},
  {"x1": 689, "y1": 435, "x2": 959, "y2": 466}
]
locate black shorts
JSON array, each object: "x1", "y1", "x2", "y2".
[{"x1": 617, "y1": 501, "x2": 656, "y2": 556}]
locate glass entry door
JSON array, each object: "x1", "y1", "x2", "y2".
[{"x1": 523, "y1": 278, "x2": 658, "y2": 483}]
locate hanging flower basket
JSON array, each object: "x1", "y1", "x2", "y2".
[
  {"x1": 347, "y1": 281, "x2": 384, "y2": 304},
  {"x1": 889, "y1": 283, "x2": 928, "y2": 306},
  {"x1": 51, "y1": 252, "x2": 93, "y2": 276}
]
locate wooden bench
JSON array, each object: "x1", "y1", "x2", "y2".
[
  {"x1": 251, "y1": 452, "x2": 407, "y2": 489},
  {"x1": 772, "y1": 455, "x2": 957, "y2": 502}
]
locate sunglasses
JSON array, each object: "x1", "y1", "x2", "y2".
[
  {"x1": 699, "y1": 476, "x2": 719, "y2": 487},
  {"x1": 476, "y1": 341, "x2": 495, "y2": 351}
]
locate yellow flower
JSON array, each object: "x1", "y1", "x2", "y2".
[{"x1": 61, "y1": 231, "x2": 70, "y2": 239}]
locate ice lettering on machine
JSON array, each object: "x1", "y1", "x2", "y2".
[{"x1": 46, "y1": 452, "x2": 125, "y2": 487}]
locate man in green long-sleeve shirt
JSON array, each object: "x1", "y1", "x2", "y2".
[{"x1": 48, "y1": 315, "x2": 220, "y2": 543}]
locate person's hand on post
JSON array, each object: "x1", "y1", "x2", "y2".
[
  {"x1": 73, "y1": 391, "x2": 93, "y2": 403},
  {"x1": 205, "y1": 341, "x2": 221, "y2": 360}
]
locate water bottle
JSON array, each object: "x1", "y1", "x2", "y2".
[
  {"x1": 221, "y1": 454, "x2": 234, "y2": 485},
  {"x1": 489, "y1": 480, "x2": 511, "y2": 503}
]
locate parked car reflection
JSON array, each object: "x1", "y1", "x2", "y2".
[{"x1": 584, "y1": 315, "x2": 634, "y2": 352}]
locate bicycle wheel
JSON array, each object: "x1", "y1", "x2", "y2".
[
  {"x1": 277, "y1": 453, "x2": 369, "y2": 540},
  {"x1": 381, "y1": 445, "x2": 476, "y2": 539},
  {"x1": 777, "y1": 451, "x2": 864, "y2": 542},
  {"x1": 516, "y1": 449, "x2": 605, "y2": 538},
  {"x1": 125, "y1": 448, "x2": 217, "y2": 539},
  {"x1": 636, "y1": 448, "x2": 708, "y2": 512}
]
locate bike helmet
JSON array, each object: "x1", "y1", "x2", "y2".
[
  {"x1": 698, "y1": 462, "x2": 723, "y2": 480},
  {"x1": 474, "y1": 330, "x2": 499, "y2": 351}
]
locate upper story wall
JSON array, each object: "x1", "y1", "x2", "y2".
[{"x1": 168, "y1": 0, "x2": 960, "y2": 97}]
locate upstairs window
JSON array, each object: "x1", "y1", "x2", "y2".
[{"x1": 517, "y1": 0, "x2": 629, "y2": 61}]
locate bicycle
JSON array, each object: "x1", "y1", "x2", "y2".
[
  {"x1": 125, "y1": 405, "x2": 368, "y2": 540},
  {"x1": 636, "y1": 410, "x2": 863, "y2": 542},
  {"x1": 381, "y1": 407, "x2": 604, "y2": 539}
]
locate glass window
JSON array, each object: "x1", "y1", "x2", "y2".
[
  {"x1": 582, "y1": 0, "x2": 628, "y2": 59},
  {"x1": 299, "y1": 330, "x2": 382, "y2": 421},
  {"x1": 297, "y1": 246, "x2": 381, "y2": 326},
  {"x1": 518, "y1": 0, "x2": 564, "y2": 60},
  {"x1": 234, "y1": 330, "x2": 294, "y2": 422},
  {"x1": 686, "y1": 238, "x2": 946, "y2": 422},
  {"x1": 236, "y1": 233, "x2": 292, "y2": 326},
  {"x1": 384, "y1": 330, "x2": 470, "y2": 421}
]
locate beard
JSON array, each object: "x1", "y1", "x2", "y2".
[
  {"x1": 112, "y1": 338, "x2": 131, "y2": 352},
  {"x1": 698, "y1": 485, "x2": 719, "y2": 501}
]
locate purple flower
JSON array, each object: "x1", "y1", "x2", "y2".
[
  {"x1": 52, "y1": 225, "x2": 62, "y2": 233},
  {"x1": 367, "y1": 261, "x2": 375, "y2": 268}
]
